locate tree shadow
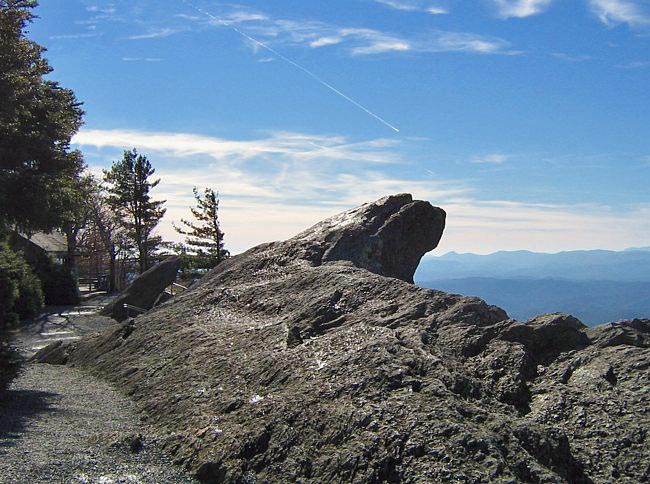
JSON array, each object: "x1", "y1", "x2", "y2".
[{"x1": 0, "y1": 388, "x2": 58, "y2": 452}]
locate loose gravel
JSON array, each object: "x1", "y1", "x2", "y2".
[
  {"x1": 0, "y1": 295, "x2": 198, "y2": 484},
  {"x1": 0, "y1": 364, "x2": 197, "y2": 484}
]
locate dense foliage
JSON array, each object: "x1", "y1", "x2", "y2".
[
  {"x1": 0, "y1": 337, "x2": 21, "y2": 392},
  {"x1": 174, "y1": 187, "x2": 229, "y2": 271},
  {"x1": 29, "y1": 250, "x2": 79, "y2": 305},
  {"x1": 104, "y1": 149, "x2": 166, "y2": 274},
  {"x1": 0, "y1": 0, "x2": 85, "y2": 234},
  {"x1": 0, "y1": 243, "x2": 43, "y2": 326}
]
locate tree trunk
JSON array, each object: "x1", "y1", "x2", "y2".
[
  {"x1": 139, "y1": 240, "x2": 147, "y2": 274},
  {"x1": 108, "y1": 247, "x2": 117, "y2": 293},
  {"x1": 64, "y1": 224, "x2": 79, "y2": 278}
]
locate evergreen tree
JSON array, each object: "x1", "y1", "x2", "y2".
[
  {"x1": 174, "y1": 187, "x2": 229, "y2": 270},
  {"x1": 103, "y1": 149, "x2": 166, "y2": 274},
  {"x1": 0, "y1": 0, "x2": 85, "y2": 233}
]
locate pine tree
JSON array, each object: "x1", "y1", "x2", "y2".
[
  {"x1": 103, "y1": 149, "x2": 166, "y2": 274},
  {"x1": 174, "y1": 187, "x2": 229, "y2": 270},
  {"x1": 0, "y1": 0, "x2": 85, "y2": 233}
]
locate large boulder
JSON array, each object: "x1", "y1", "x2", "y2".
[
  {"x1": 101, "y1": 256, "x2": 182, "y2": 321},
  {"x1": 288, "y1": 193, "x2": 445, "y2": 283},
  {"x1": 38, "y1": 195, "x2": 650, "y2": 483}
]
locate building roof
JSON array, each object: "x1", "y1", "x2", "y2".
[{"x1": 23, "y1": 231, "x2": 68, "y2": 254}]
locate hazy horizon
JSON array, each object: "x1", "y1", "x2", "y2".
[{"x1": 423, "y1": 245, "x2": 650, "y2": 257}]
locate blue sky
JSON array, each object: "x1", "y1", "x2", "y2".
[{"x1": 29, "y1": 0, "x2": 650, "y2": 254}]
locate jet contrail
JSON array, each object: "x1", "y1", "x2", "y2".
[{"x1": 181, "y1": 0, "x2": 400, "y2": 133}]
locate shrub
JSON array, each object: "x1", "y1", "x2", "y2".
[
  {"x1": 0, "y1": 338, "x2": 22, "y2": 392},
  {"x1": 0, "y1": 244, "x2": 44, "y2": 326},
  {"x1": 39, "y1": 263, "x2": 80, "y2": 306},
  {"x1": 0, "y1": 246, "x2": 34, "y2": 392}
]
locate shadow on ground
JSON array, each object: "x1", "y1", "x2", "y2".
[{"x1": 0, "y1": 388, "x2": 58, "y2": 451}]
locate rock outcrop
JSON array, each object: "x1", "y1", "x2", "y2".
[
  {"x1": 38, "y1": 195, "x2": 650, "y2": 483},
  {"x1": 101, "y1": 256, "x2": 182, "y2": 321},
  {"x1": 287, "y1": 193, "x2": 445, "y2": 283}
]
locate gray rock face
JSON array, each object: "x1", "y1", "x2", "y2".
[
  {"x1": 101, "y1": 256, "x2": 182, "y2": 321},
  {"x1": 38, "y1": 195, "x2": 650, "y2": 483},
  {"x1": 289, "y1": 194, "x2": 446, "y2": 283}
]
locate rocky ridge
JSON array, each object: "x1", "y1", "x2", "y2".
[{"x1": 37, "y1": 194, "x2": 650, "y2": 483}]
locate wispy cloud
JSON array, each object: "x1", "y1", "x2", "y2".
[
  {"x1": 126, "y1": 28, "x2": 185, "y2": 40},
  {"x1": 74, "y1": 128, "x2": 468, "y2": 251},
  {"x1": 427, "y1": 6, "x2": 449, "y2": 14},
  {"x1": 588, "y1": 0, "x2": 650, "y2": 27},
  {"x1": 49, "y1": 32, "x2": 101, "y2": 40},
  {"x1": 74, "y1": 128, "x2": 650, "y2": 254},
  {"x1": 617, "y1": 60, "x2": 650, "y2": 68},
  {"x1": 80, "y1": 3, "x2": 121, "y2": 27},
  {"x1": 122, "y1": 57, "x2": 163, "y2": 62},
  {"x1": 309, "y1": 36, "x2": 344, "y2": 48},
  {"x1": 338, "y1": 29, "x2": 412, "y2": 55},
  {"x1": 492, "y1": 0, "x2": 553, "y2": 18},
  {"x1": 73, "y1": 129, "x2": 405, "y2": 166},
  {"x1": 86, "y1": 5, "x2": 117, "y2": 15},
  {"x1": 70, "y1": 2, "x2": 514, "y2": 56},
  {"x1": 439, "y1": 199, "x2": 650, "y2": 253},
  {"x1": 187, "y1": 5, "x2": 516, "y2": 56},
  {"x1": 472, "y1": 153, "x2": 510, "y2": 164},
  {"x1": 373, "y1": 0, "x2": 449, "y2": 15},
  {"x1": 431, "y1": 32, "x2": 518, "y2": 54}
]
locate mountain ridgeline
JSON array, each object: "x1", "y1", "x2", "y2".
[{"x1": 416, "y1": 249, "x2": 650, "y2": 326}]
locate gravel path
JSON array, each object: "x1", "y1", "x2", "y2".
[
  {"x1": 1, "y1": 297, "x2": 198, "y2": 484},
  {"x1": 10, "y1": 293, "x2": 119, "y2": 358}
]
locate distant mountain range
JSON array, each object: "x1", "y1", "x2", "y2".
[{"x1": 415, "y1": 248, "x2": 650, "y2": 326}]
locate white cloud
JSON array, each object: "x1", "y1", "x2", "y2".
[
  {"x1": 375, "y1": 0, "x2": 421, "y2": 11},
  {"x1": 472, "y1": 153, "x2": 510, "y2": 164},
  {"x1": 492, "y1": 0, "x2": 553, "y2": 18},
  {"x1": 339, "y1": 29, "x2": 412, "y2": 54},
  {"x1": 191, "y1": 5, "x2": 514, "y2": 56},
  {"x1": 126, "y1": 28, "x2": 184, "y2": 40},
  {"x1": 50, "y1": 32, "x2": 101, "y2": 40},
  {"x1": 74, "y1": 128, "x2": 468, "y2": 251},
  {"x1": 74, "y1": 128, "x2": 650, "y2": 255},
  {"x1": 427, "y1": 6, "x2": 449, "y2": 14},
  {"x1": 309, "y1": 36, "x2": 344, "y2": 48},
  {"x1": 432, "y1": 32, "x2": 515, "y2": 54},
  {"x1": 373, "y1": 0, "x2": 449, "y2": 14},
  {"x1": 74, "y1": 129, "x2": 403, "y2": 165},
  {"x1": 438, "y1": 200, "x2": 650, "y2": 254},
  {"x1": 588, "y1": 0, "x2": 650, "y2": 27},
  {"x1": 122, "y1": 57, "x2": 163, "y2": 62},
  {"x1": 86, "y1": 5, "x2": 117, "y2": 15}
]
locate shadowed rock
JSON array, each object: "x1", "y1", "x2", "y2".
[
  {"x1": 289, "y1": 193, "x2": 445, "y2": 283},
  {"x1": 587, "y1": 318, "x2": 650, "y2": 348},
  {"x1": 101, "y1": 256, "x2": 181, "y2": 321},
  {"x1": 36, "y1": 195, "x2": 649, "y2": 483}
]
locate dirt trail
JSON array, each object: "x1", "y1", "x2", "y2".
[{"x1": 1, "y1": 296, "x2": 197, "y2": 484}]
